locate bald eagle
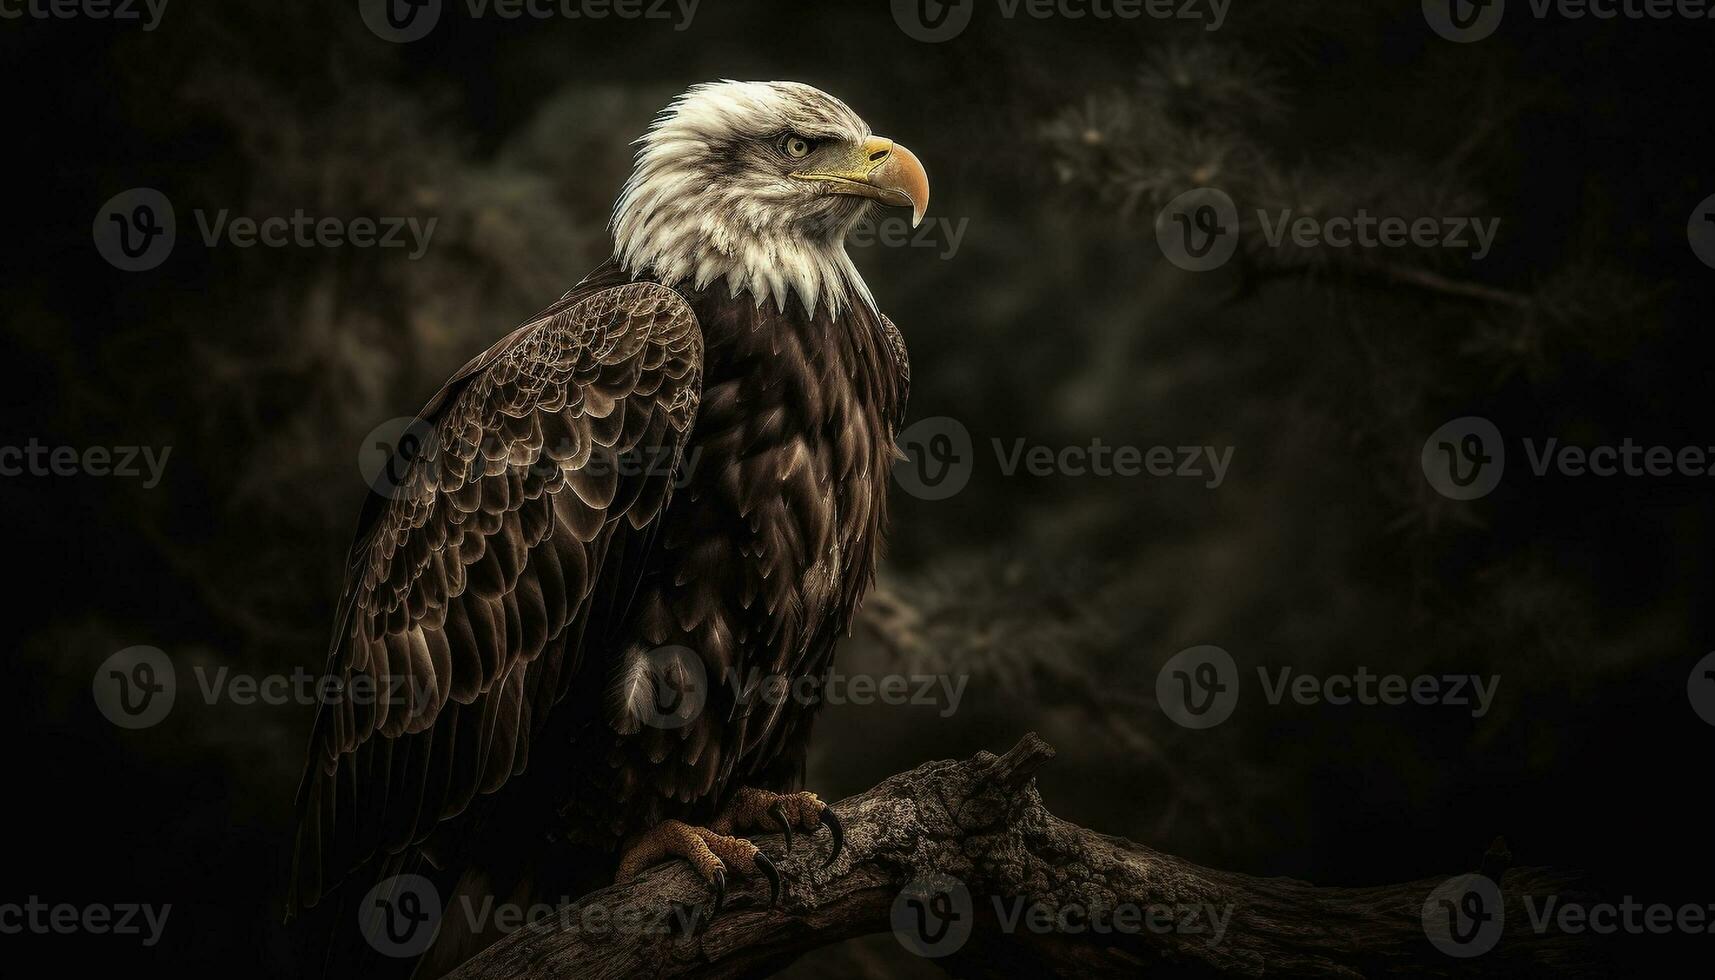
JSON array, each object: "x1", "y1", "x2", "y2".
[{"x1": 288, "y1": 81, "x2": 927, "y2": 976}]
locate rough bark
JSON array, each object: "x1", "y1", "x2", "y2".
[{"x1": 450, "y1": 734, "x2": 1609, "y2": 979}]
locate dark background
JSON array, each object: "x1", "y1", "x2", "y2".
[{"x1": 3, "y1": 0, "x2": 1713, "y2": 974}]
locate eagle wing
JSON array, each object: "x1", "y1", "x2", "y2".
[
  {"x1": 289, "y1": 281, "x2": 701, "y2": 913},
  {"x1": 881, "y1": 313, "x2": 909, "y2": 423}
]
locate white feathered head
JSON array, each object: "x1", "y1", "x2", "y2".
[{"x1": 612, "y1": 81, "x2": 929, "y2": 316}]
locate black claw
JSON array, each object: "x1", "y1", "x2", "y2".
[
  {"x1": 769, "y1": 802, "x2": 794, "y2": 853},
  {"x1": 819, "y1": 805, "x2": 845, "y2": 868},
  {"x1": 754, "y1": 852, "x2": 782, "y2": 910},
  {"x1": 709, "y1": 867, "x2": 727, "y2": 920}
]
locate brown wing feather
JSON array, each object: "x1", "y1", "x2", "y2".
[
  {"x1": 289, "y1": 281, "x2": 701, "y2": 913},
  {"x1": 880, "y1": 313, "x2": 910, "y2": 425}
]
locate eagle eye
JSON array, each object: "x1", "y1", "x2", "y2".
[{"x1": 781, "y1": 134, "x2": 814, "y2": 159}]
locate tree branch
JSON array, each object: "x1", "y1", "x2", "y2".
[
  {"x1": 450, "y1": 735, "x2": 1607, "y2": 979},
  {"x1": 1249, "y1": 257, "x2": 1536, "y2": 310}
]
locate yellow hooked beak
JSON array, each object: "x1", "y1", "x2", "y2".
[{"x1": 791, "y1": 136, "x2": 930, "y2": 228}]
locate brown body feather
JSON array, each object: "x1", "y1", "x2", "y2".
[{"x1": 288, "y1": 258, "x2": 907, "y2": 974}]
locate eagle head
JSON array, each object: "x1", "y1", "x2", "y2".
[{"x1": 612, "y1": 80, "x2": 930, "y2": 316}]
